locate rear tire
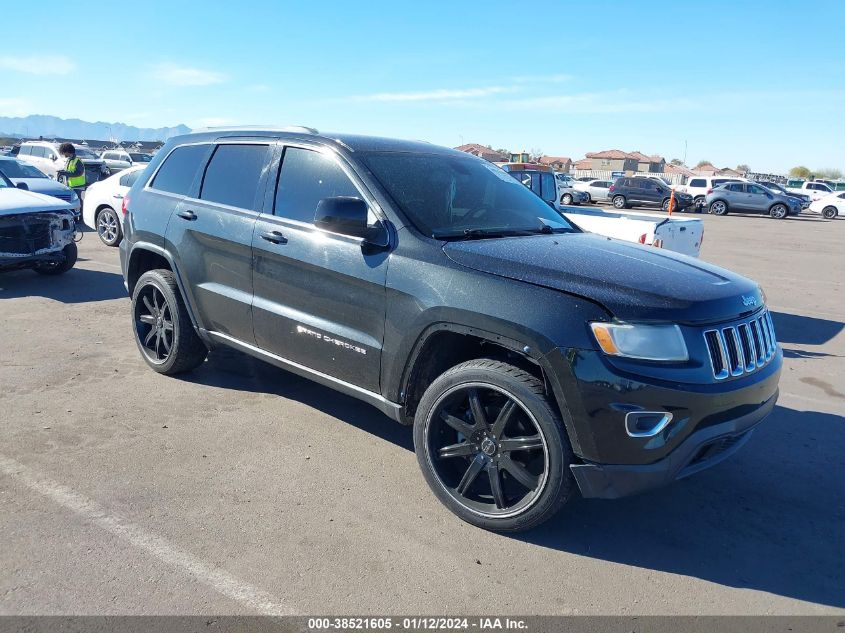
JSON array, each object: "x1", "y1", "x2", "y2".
[
  {"x1": 709, "y1": 200, "x2": 729, "y2": 215},
  {"x1": 584, "y1": 193, "x2": 592, "y2": 203},
  {"x1": 131, "y1": 269, "x2": 208, "y2": 375},
  {"x1": 96, "y1": 206, "x2": 122, "y2": 246},
  {"x1": 414, "y1": 359, "x2": 574, "y2": 532},
  {"x1": 561, "y1": 193, "x2": 573, "y2": 205},
  {"x1": 33, "y1": 242, "x2": 77, "y2": 275},
  {"x1": 612, "y1": 195, "x2": 626, "y2": 209},
  {"x1": 822, "y1": 206, "x2": 838, "y2": 219}
]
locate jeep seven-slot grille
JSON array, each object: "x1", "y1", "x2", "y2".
[{"x1": 703, "y1": 310, "x2": 777, "y2": 380}]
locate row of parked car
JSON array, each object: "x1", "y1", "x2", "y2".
[{"x1": 564, "y1": 173, "x2": 841, "y2": 220}]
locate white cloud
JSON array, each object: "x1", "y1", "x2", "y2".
[
  {"x1": 500, "y1": 92, "x2": 697, "y2": 113},
  {"x1": 350, "y1": 86, "x2": 515, "y2": 102},
  {"x1": 0, "y1": 55, "x2": 75, "y2": 75},
  {"x1": 151, "y1": 63, "x2": 227, "y2": 87}
]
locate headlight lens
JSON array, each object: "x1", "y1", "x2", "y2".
[
  {"x1": 590, "y1": 322, "x2": 688, "y2": 361},
  {"x1": 70, "y1": 189, "x2": 79, "y2": 201}
]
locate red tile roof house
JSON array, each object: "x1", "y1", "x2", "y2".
[
  {"x1": 573, "y1": 158, "x2": 592, "y2": 170},
  {"x1": 628, "y1": 151, "x2": 666, "y2": 173},
  {"x1": 538, "y1": 156, "x2": 573, "y2": 172},
  {"x1": 454, "y1": 143, "x2": 508, "y2": 162}
]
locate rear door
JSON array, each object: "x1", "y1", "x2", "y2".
[
  {"x1": 251, "y1": 143, "x2": 388, "y2": 391},
  {"x1": 723, "y1": 183, "x2": 747, "y2": 209},
  {"x1": 165, "y1": 141, "x2": 272, "y2": 344}
]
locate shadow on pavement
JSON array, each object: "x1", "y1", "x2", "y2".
[
  {"x1": 771, "y1": 311, "x2": 844, "y2": 345},
  {"x1": 0, "y1": 266, "x2": 126, "y2": 303},
  {"x1": 182, "y1": 346, "x2": 414, "y2": 451},
  {"x1": 522, "y1": 404, "x2": 845, "y2": 609},
  {"x1": 180, "y1": 346, "x2": 845, "y2": 608}
]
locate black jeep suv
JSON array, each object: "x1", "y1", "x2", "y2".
[
  {"x1": 120, "y1": 128, "x2": 781, "y2": 532},
  {"x1": 609, "y1": 176, "x2": 694, "y2": 211}
]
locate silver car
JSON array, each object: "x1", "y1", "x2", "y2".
[{"x1": 706, "y1": 182, "x2": 800, "y2": 219}]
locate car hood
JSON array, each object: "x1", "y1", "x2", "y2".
[
  {"x1": 443, "y1": 232, "x2": 761, "y2": 324},
  {"x1": 10, "y1": 177, "x2": 72, "y2": 197},
  {"x1": 0, "y1": 188, "x2": 75, "y2": 216}
]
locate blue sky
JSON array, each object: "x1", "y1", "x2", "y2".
[{"x1": 3, "y1": 0, "x2": 844, "y2": 173}]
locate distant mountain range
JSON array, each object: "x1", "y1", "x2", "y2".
[{"x1": 0, "y1": 115, "x2": 191, "y2": 142}]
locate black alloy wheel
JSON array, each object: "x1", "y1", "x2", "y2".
[
  {"x1": 822, "y1": 206, "x2": 838, "y2": 219},
  {"x1": 135, "y1": 282, "x2": 175, "y2": 364},
  {"x1": 414, "y1": 359, "x2": 573, "y2": 532},
  {"x1": 131, "y1": 269, "x2": 208, "y2": 374}
]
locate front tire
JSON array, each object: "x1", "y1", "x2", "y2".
[
  {"x1": 612, "y1": 195, "x2": 627, "y2": 209},
  {"x1": 414, "y1": 359, "x2": 573, "y2": 532},
  {"x1": 822, "y1": 206, "x2": 838, "y2": 219},
  {"x1": 33, "y1": 242, "x2": 77, "y2": 275},
  {"x1": 131, "y1": 269, "x2": 208, "y2": 375},
  {"x1": 769, "y1": 203, "x2": 788, "y2": 219},
  {"x1": 96, "y1": 206, "x2": 122, "y2": 246},
  {"x1": 709, "y1": 200, "x2": 729, "y2": 215},
  {"x1": 561, "y1": 193, "x2": 573, "y2": 205}
]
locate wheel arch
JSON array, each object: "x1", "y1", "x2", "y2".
[{"x1": 126, "y1": 243, "x2": 204, "y2": 337}]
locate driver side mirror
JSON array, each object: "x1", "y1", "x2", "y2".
[
  {"x1": 51, "y1": 155, "x2": 58, "y2": 161},
  {"x1": 16, "y1": 182, "x2": 29, "y2": 190},
  {"x1": 314, "y1": 196, "x2": 372, "y2": 239}
]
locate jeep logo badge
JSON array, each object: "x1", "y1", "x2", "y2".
[{"x1": 742, "y1": 295, "x2": 757, "y2": 307}]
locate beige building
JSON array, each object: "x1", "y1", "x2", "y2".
[
  {"x1": 538, "y1": 156, "x2": 573, "y2": 172},
  {"x1": 585, "y1": 150, "x2": 639, "y2": 172}
]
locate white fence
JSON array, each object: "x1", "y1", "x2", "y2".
[{"x1": 572, "y1": 169, "x2": 690, "y2": 186}]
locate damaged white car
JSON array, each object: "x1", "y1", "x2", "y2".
[{"x1": 0, "y1": 171, "x2": 77, "y2": 275}]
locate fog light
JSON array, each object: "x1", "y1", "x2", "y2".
[{"x1": 625, "y1": 411, "x2": 673, "y2": 437}]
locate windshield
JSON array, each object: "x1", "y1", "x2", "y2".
[
  {"x1": 363, "y1": 152, "x2": 576, "y2": 238},
  {"x1": 0, "y1": 159, "x2": 47, "y2": 178},
  {"x1": 0, "y1": 171, "x2": 12, "y2": 188},
  {"x1": 74, "y1": 147, "x2": 99, "y2": 159}
]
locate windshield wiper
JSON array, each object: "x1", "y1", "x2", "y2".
[{"x1": 433, "y1": 226, "x2": 575, "y2": 240}]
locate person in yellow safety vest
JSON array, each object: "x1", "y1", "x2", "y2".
[{"x1": 56, "y1": 142, "x2": 86, "y2": 201}]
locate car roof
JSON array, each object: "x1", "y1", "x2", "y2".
[{"x1": 169, "y1": 127, "x2": 461, "y2": 156}]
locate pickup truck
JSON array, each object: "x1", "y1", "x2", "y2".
[
  {"x1": 509, "y1": 168, "x2": 703, "y2": 256},
  {"x1": 787, "y1": 180, "x2": 834, "y2": 201}
]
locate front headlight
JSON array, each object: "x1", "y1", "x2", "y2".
[
  {"x1": 70, "y1": 189, "x2": 79, "y2": 202},
  {"x1": 590, "y1": 322, "x2": 689, "y2": 361}
]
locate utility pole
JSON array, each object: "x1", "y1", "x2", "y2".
[{"x1": 683, "y1": 140, "x2": 688, "y2": 166}]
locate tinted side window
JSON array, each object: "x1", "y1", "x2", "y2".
[
  {"x1": 31, "y1": 147, "x2": 46, "y2": 158},
  {"x1": 150, "y1": 144, "x2": 209, "y2": 195},
  {"x1": 119, "y1": 170, "x2": 142, "y2": 187},
  {"x1": 200, "y1": 144, "x2": 269, "y2": 210},
  {"x1": 274, "y1": 147, "x2": 360, "y2": 223},
  {"x1": 689, "y1": 178, "x2": 705, "y2": 187},
  {"x1": 726, "y1": 183, "x2": 744, "y2": 192}
]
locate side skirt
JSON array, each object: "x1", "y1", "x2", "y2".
[{"x1": 204, "y1": 330, "x2": 404, "y2": 423}]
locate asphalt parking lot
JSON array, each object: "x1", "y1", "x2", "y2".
[{"x1": 0, "y1": 212, "x2": 843, "y2": 615}]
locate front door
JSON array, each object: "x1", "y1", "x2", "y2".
[
  {"x1": 165, "y1": 141, "x2": 273, "y2": 344},
  {"x1": 251, "y1": 144, "x2": 388, "y2": 392}
]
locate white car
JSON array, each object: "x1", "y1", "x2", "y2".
[
  {"x1": 15, "y1": 141, "x2": 110, "y2": 184},
  {"x1": 788, "y1": 181, "x2": 835, "y2": 202},
  {"x1": 808, "y1": 191, "x2": 845, "y2": 219},
  {"x1": 573, "y1": 179, "x2": 612, "y2": 203},
  {"x1": 82, "y1": 165, "x2": 145, "y2": 246},
  {"x1": 100, "y1": 150, "x2": 135, "y2": 172}
]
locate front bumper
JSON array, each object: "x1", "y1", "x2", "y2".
[{"x1": 570, "y1": 390, "x2": 776, "y2": 498}]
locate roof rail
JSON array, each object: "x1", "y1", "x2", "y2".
[{"x1": 278, "y1": 125, "x2": 319, "y2": 134}]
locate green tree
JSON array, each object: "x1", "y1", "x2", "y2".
[
  {"x1": 695, "y1": 159, "x2": 711, "y2": 168},
  {"x1": 789, "y1": 166, "x2": 811, "y2": 178},
  {"x1": 736, "y1": 164, "x2": 750, "y2": 173},
  {"x1": 670, "y1": 158, "x2": 683, "y2": 166}
]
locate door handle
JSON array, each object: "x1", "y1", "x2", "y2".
[
  {"x1": 113, "y1": 194, "x2": 124, "y2": 199},
  {"x1": 260, "y1": 230, "x2": 287, "y2": 244},
  {"x1": 176, "y1": 210, "x2": 197, "y2": 221}
]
